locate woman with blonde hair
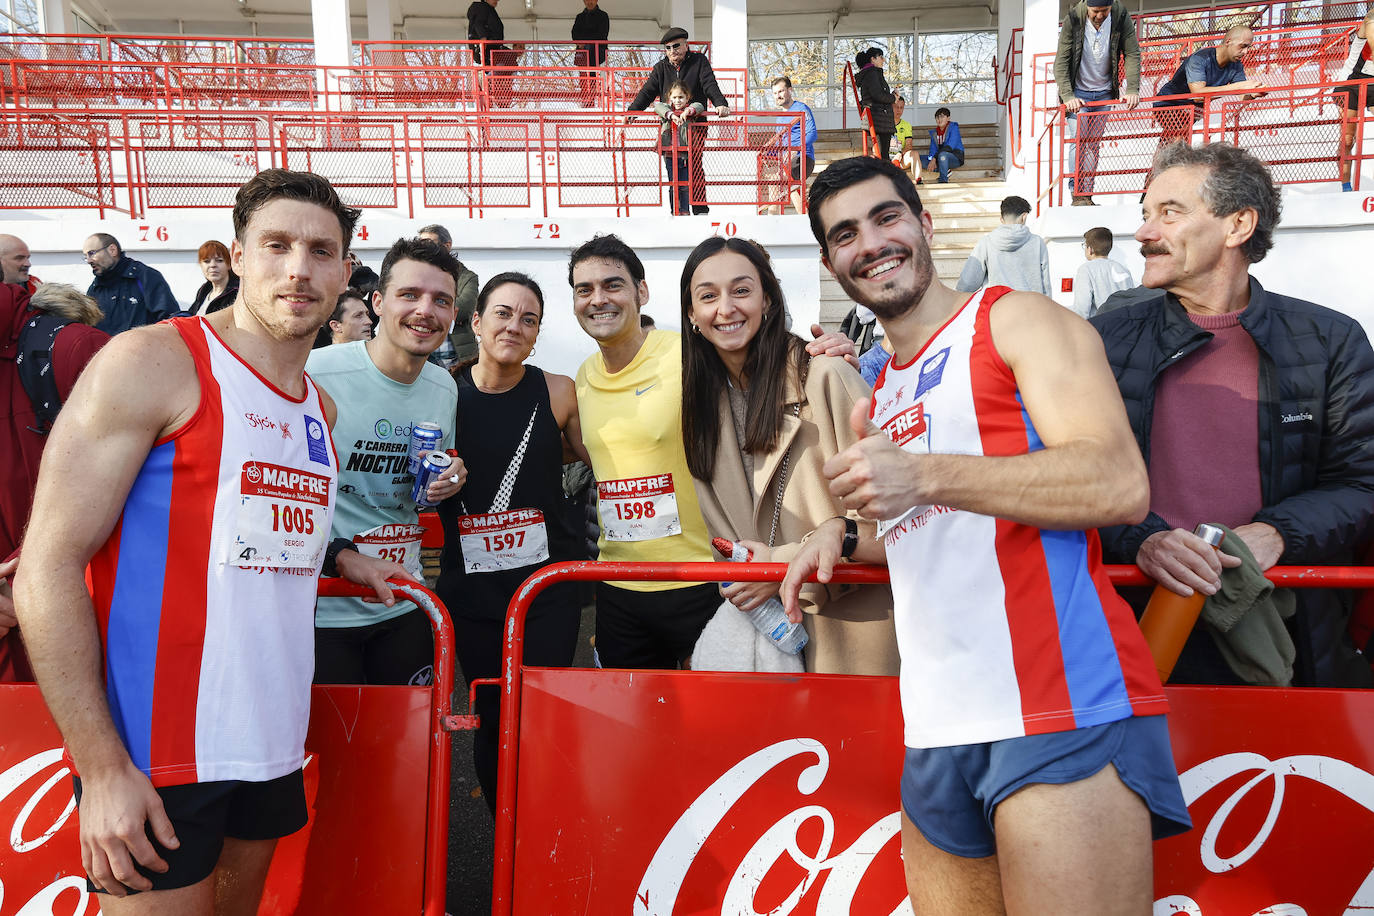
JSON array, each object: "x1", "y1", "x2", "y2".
[{"x1": 30, "y1": 282, "x2": 103, "y2": 326}]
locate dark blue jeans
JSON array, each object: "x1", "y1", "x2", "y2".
[
  {"x1": 920, "y1": 150, "x2": 961, "y2": 181},
  {"x1": 662, "y1": 154, "x2": 690, "y2": 215}
]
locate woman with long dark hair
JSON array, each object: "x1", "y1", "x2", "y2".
[
  {"x1": 680, "y1": 237, "x2": 897, "y2": 675},
  {"x1": 435, "y1": 271, "x2": 589, "y2": 812}
]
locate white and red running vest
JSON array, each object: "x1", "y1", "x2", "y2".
[
  {"x1": 871, "y1": 287, "x2": 1168, "y2": 750},
  {"x1": 87, "y1": 317, "x2": 338, "y2": 786}
]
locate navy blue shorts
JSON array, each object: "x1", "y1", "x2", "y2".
[{"x1": 900, "y1": 715, "x2": 1192, "y2": 858}]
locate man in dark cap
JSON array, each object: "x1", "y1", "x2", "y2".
[{"x1": 628, "y1": 27, "x2": 730, "y2": 215}]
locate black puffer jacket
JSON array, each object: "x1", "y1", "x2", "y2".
[
  {"x1": 854, "y1": 64, "x2": 895, "y2": 134},
  {"x1": 1091, "y1": 279, "x2": 1374, "y2": 687}
]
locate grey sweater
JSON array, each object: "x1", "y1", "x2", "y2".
[
  {"x1": 1072, "y1": 257, "x2": 1135, "y2": 318},
  {"x1": 956, "y1": 224, "x2": 1051, "y2": 296}
]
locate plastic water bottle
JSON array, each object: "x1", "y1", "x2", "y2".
[
  {"x1": 1137, "y1": 523, "x2": 1226, "y2": 682},
  {"x1": 711, "y1": 537, "x2": 809, "y2": 655}
]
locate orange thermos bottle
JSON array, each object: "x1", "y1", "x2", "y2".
[{"x1": 1137, "y1": 523, "x2": 1226, "y2": 683}]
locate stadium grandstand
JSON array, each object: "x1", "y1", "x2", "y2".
[{"x1": 0, "y1": 0, "x2": 1370, "y2": 373}]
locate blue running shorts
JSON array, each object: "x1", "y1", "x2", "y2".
[{"x1": 900, "y1": 714, "x2": 1192, "y2": 858}]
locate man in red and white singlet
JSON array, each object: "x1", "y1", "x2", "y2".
[
  {"x1": 15, "y1": 170, "x2": 412, "y2": 913},
  {"x1": 782, "y1": 156, "x2": 1190, "y2": 915}
]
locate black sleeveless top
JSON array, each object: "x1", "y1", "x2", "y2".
[{"x1": 436, "y1": 364, "x2": 579, "y2": 619}]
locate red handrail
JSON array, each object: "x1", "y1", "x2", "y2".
[
  {"x1": 315, "y1": 577, "x2": 456, "y2": 916},
  {"x1": 488, "y1": 559, "x2": 1374, "y2": 914},
  {"x1": 997, "y1": 28, "x2": 1024, "y2": 169}
]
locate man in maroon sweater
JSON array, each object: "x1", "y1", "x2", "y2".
[
  {"x1": 1092, "y1": 142, "x2": 1374, "y2": 687},
  {"x1": 1, "y1": 282, "x2": 109, "y2": 681}
]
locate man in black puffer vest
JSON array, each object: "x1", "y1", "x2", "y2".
[{"x1": 1093, "y1": 142, "x2": 1374, "y2": 688}]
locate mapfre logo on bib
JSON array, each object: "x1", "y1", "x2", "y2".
[{"x1": 882, "y1": 403, "x2": 928, "y2": 449}]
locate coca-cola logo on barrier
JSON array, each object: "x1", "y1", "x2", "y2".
[
  {"x1": 1156, "y1": 753, "x2": 1374, "y2": 916},
  {"x1": 632, "y1": 739, "x2": 1374, "y2": 916},
  {"x1": 0, "y1": 746, "x2": 92, "y2": 914},
  {"x1": 636, "y1": 739, "x2": 909, "y2": 916}
]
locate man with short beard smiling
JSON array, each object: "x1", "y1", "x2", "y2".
[
  {"x1": 15, "y1": 170, "x2": 411, "y2": 911},
  {"x1": 782, "y1": 155, "x2": 1190, "y2": 916},
  {"x1": 307, "y1": 237, "x2": 470, "y2": 686},
  {"x1": 1092, "y1": 142, "x2": 1374, "y2": 689}
]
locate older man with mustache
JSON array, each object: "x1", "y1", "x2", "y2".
[{"x1": 1091, "y1": 142, "x2": 1374, "y2": 689}]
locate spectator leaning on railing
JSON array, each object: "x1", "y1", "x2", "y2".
[
  {"x1": 1054, "y1": 0, "x2": 1142, "y2": 205},
  {"x1": 571, "y1": 0, "x2": 610, "y2": 106},
  {"x1": 628, "y1": 28, "x2": 730, "y2": 216},
  {"x1": 1152, "y1": 27, "x2": 1265, "y2": 151},
  {"x1": 1092, "y1": 143, "x2": 1374, "y2": 689}
]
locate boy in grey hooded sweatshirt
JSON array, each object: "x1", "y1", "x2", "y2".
[{"x1": 956, "y1": 196, "x2": 1051, "y2": 295}]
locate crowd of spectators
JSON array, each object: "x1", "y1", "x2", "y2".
[{"x1": 1, "y1": 140, "x2": 1373, "y2": 910}]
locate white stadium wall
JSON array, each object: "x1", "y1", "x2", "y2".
[{"x1": 11, "y1": 213, "x2": 826, "y2": 380}]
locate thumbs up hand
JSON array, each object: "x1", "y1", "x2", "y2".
[{"x1": 823, "y1": 398, "x2": 921, "y2": 520}]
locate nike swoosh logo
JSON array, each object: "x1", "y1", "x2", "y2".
[{"x1": 635, "y1": 384, "x2": 657, "y2": 396}]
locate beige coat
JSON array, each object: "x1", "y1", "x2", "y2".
[{"x1": 693, "y1": 355, "x2": 899, "y2": 676}]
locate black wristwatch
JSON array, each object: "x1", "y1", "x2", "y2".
[
  {"x1": 837, "y1": 517, "x2": 860, "y2": 560},
  {"x1": 322, "y1": 537, "x2": 360, "y2": 578}
]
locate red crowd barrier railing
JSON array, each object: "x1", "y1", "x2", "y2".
[
  {"x1": 1037, "y1": 78, "x2": 1372, "y2": 208},
  {"x1": 0, "y1": 106, "x2": 796, "y2": 217},
  {"x1": 359, "y1": 38, "x2": 709, "y2": 69},
  {"x1": 1131, "y1": 0, "x2": 1366, "y2": 42},
  {"x1": 316, "y1": 576, "x2": 460, "y2": 916},
  {"x1": 489, "y1": 560, "x2": 1374, "y2": 914},
  {"x1": 0, "y1": 31, "x2": 316, "y2": 65},
  {"x1": 0, "y1": 58, "x2": 748, "y2": 113},
  {"x1": 997, "y1": 27, "x2": 1024, "y2": 170}
]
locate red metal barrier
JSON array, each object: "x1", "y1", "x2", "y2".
[
  {"x1": 491, "y1": 560, "x2": 1374, "y2": 915},
  {"x1": 1041, "y1": 79, "x2": 1372, "y2": 206},
  {"x1": 998, "y1": 27, "x2": 1024, "y2": 169},
  {"x1": 0, "y1": 107, "x2": 799, "y2": 218},
  {"x1": 0, "y1": 577, "x2": 456, "y2": 916},
  {"x1": 0, "y1": 58, "x2": 746, "y2": 113}
]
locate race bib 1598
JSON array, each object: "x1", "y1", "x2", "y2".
[{"x1": 597, "y1": 474, "x2": 681, "y2": 542}]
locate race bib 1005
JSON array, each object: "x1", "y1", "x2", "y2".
[{"x1": 230, "y1": 461, "x2": 332, "y2": 569}]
